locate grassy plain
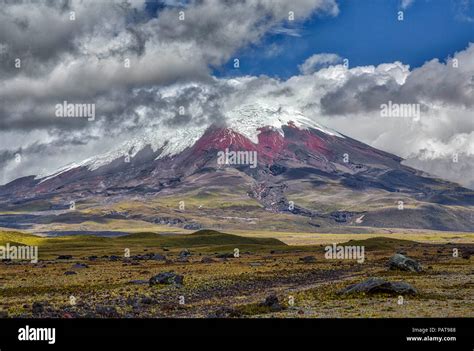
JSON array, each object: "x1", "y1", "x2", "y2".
[{"x1": 0, "y1": 229, "x2": 472, "y2": 318}]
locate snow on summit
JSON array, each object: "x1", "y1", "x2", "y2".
[{"x1": 36, "y1": 103, "x2": 343, "y2": 181}]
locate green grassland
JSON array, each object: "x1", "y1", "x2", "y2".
[
  {"x1": 0, "y1": 229, "x2": 288, "y2": 259},
  {"x1": 0, "y1": 228, "x2": 473, "y2": 318}
]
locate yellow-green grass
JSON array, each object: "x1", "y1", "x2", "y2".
[
  {"x1": 226, "y1": 229, "x2": 474, "y2": 245},
  {"x1": 30, "y1": 219, "x2": 192, "y2": 235},
  {"x1": 0, "y1": 229, "x2": 289, "y2": 259},
  {"x1": 1, "y1": 232, "x2": 472, "y2": 318}
]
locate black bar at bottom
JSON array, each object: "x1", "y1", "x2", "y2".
[{"x1": 0, "y1": 318, "x2": 471, "y2": 349}]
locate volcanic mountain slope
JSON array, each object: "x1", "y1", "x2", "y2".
[{"x1": 0, "y1": 106, "x2": 473, "y2": 232}]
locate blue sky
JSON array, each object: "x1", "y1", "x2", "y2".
[{"x1": 215, "y1": 0, "x2": 474, "y2": 79}]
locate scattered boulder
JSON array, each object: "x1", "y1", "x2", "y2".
[
  {"x1": 88, "y1": 256, "x2": 98, "y2": 261},
  {"x1": 132, "y1": 253, "x2": 167, "y2": 261},
  {"x1": 388, "y1": 254, "x2": 422, "y2": 272},
  {"x1": 299, "y1": 256, "x2": 316, "y2": 263},
  {"x1": 339, "y1": 277, "x2": 417, "y2": 295},
  {"x1": 64, "y1": 271, "x2": 77, "y2": 276},
  {"x1": 149, "y1": 272, "x2": 184, "y2": 286},
  {"x1": 260, "y1": 294, "x2": 284, "y2": 312},
  {"x1": 109, "y1": 255, "x2": 120, "y2": 261}
]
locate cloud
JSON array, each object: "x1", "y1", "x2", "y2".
[
  {"x1": 319, "y1": 44, "x2": 474, "y2": 115},
  {"x1": 400, "y1": 0, "x2": 415, "y2": 9},
  {"x1": 0, "y1": 0, "x2": 339, "y2": 129},
  {"x1": 269, "y1": 26, "x2": 302, "y2": 37},
  {"x1": 454, "y1": 0, "x2": 474, "y2": 22},
  {"x1": 0, "y1": 0, "x2": 339, "y2": 98},
  {"x1": 298, "y1": 53, "x2": 343, "y2": 74},
  {"x1": 0, "y1": 0, "x2": 340, "y2": 183}
]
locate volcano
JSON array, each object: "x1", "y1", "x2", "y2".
[{"x1": 0, "y1": 105, "x2": 473, "y2": 233}]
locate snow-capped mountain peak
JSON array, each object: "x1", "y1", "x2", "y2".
[{"x1": 36, "y1": 103, "x2": 342, "y2": 182}]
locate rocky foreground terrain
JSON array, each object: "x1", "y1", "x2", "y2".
[{"x1": 0, "y1": 230, "x2": 472, "y2": 318}]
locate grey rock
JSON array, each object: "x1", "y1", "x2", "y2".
[
  {"x1": 149, "y1": 272, "x2": 184, "y2": 286},
  {"x1": 339, "y1": 277, "x2": 417, "y2": 295},
  {"x1": 388, "y1": 254, "x2": 422, "y2": 272}
]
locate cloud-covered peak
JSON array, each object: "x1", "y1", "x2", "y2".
[{"x1": 0, "y1": 1, "x2": 473, "y2": 190}]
